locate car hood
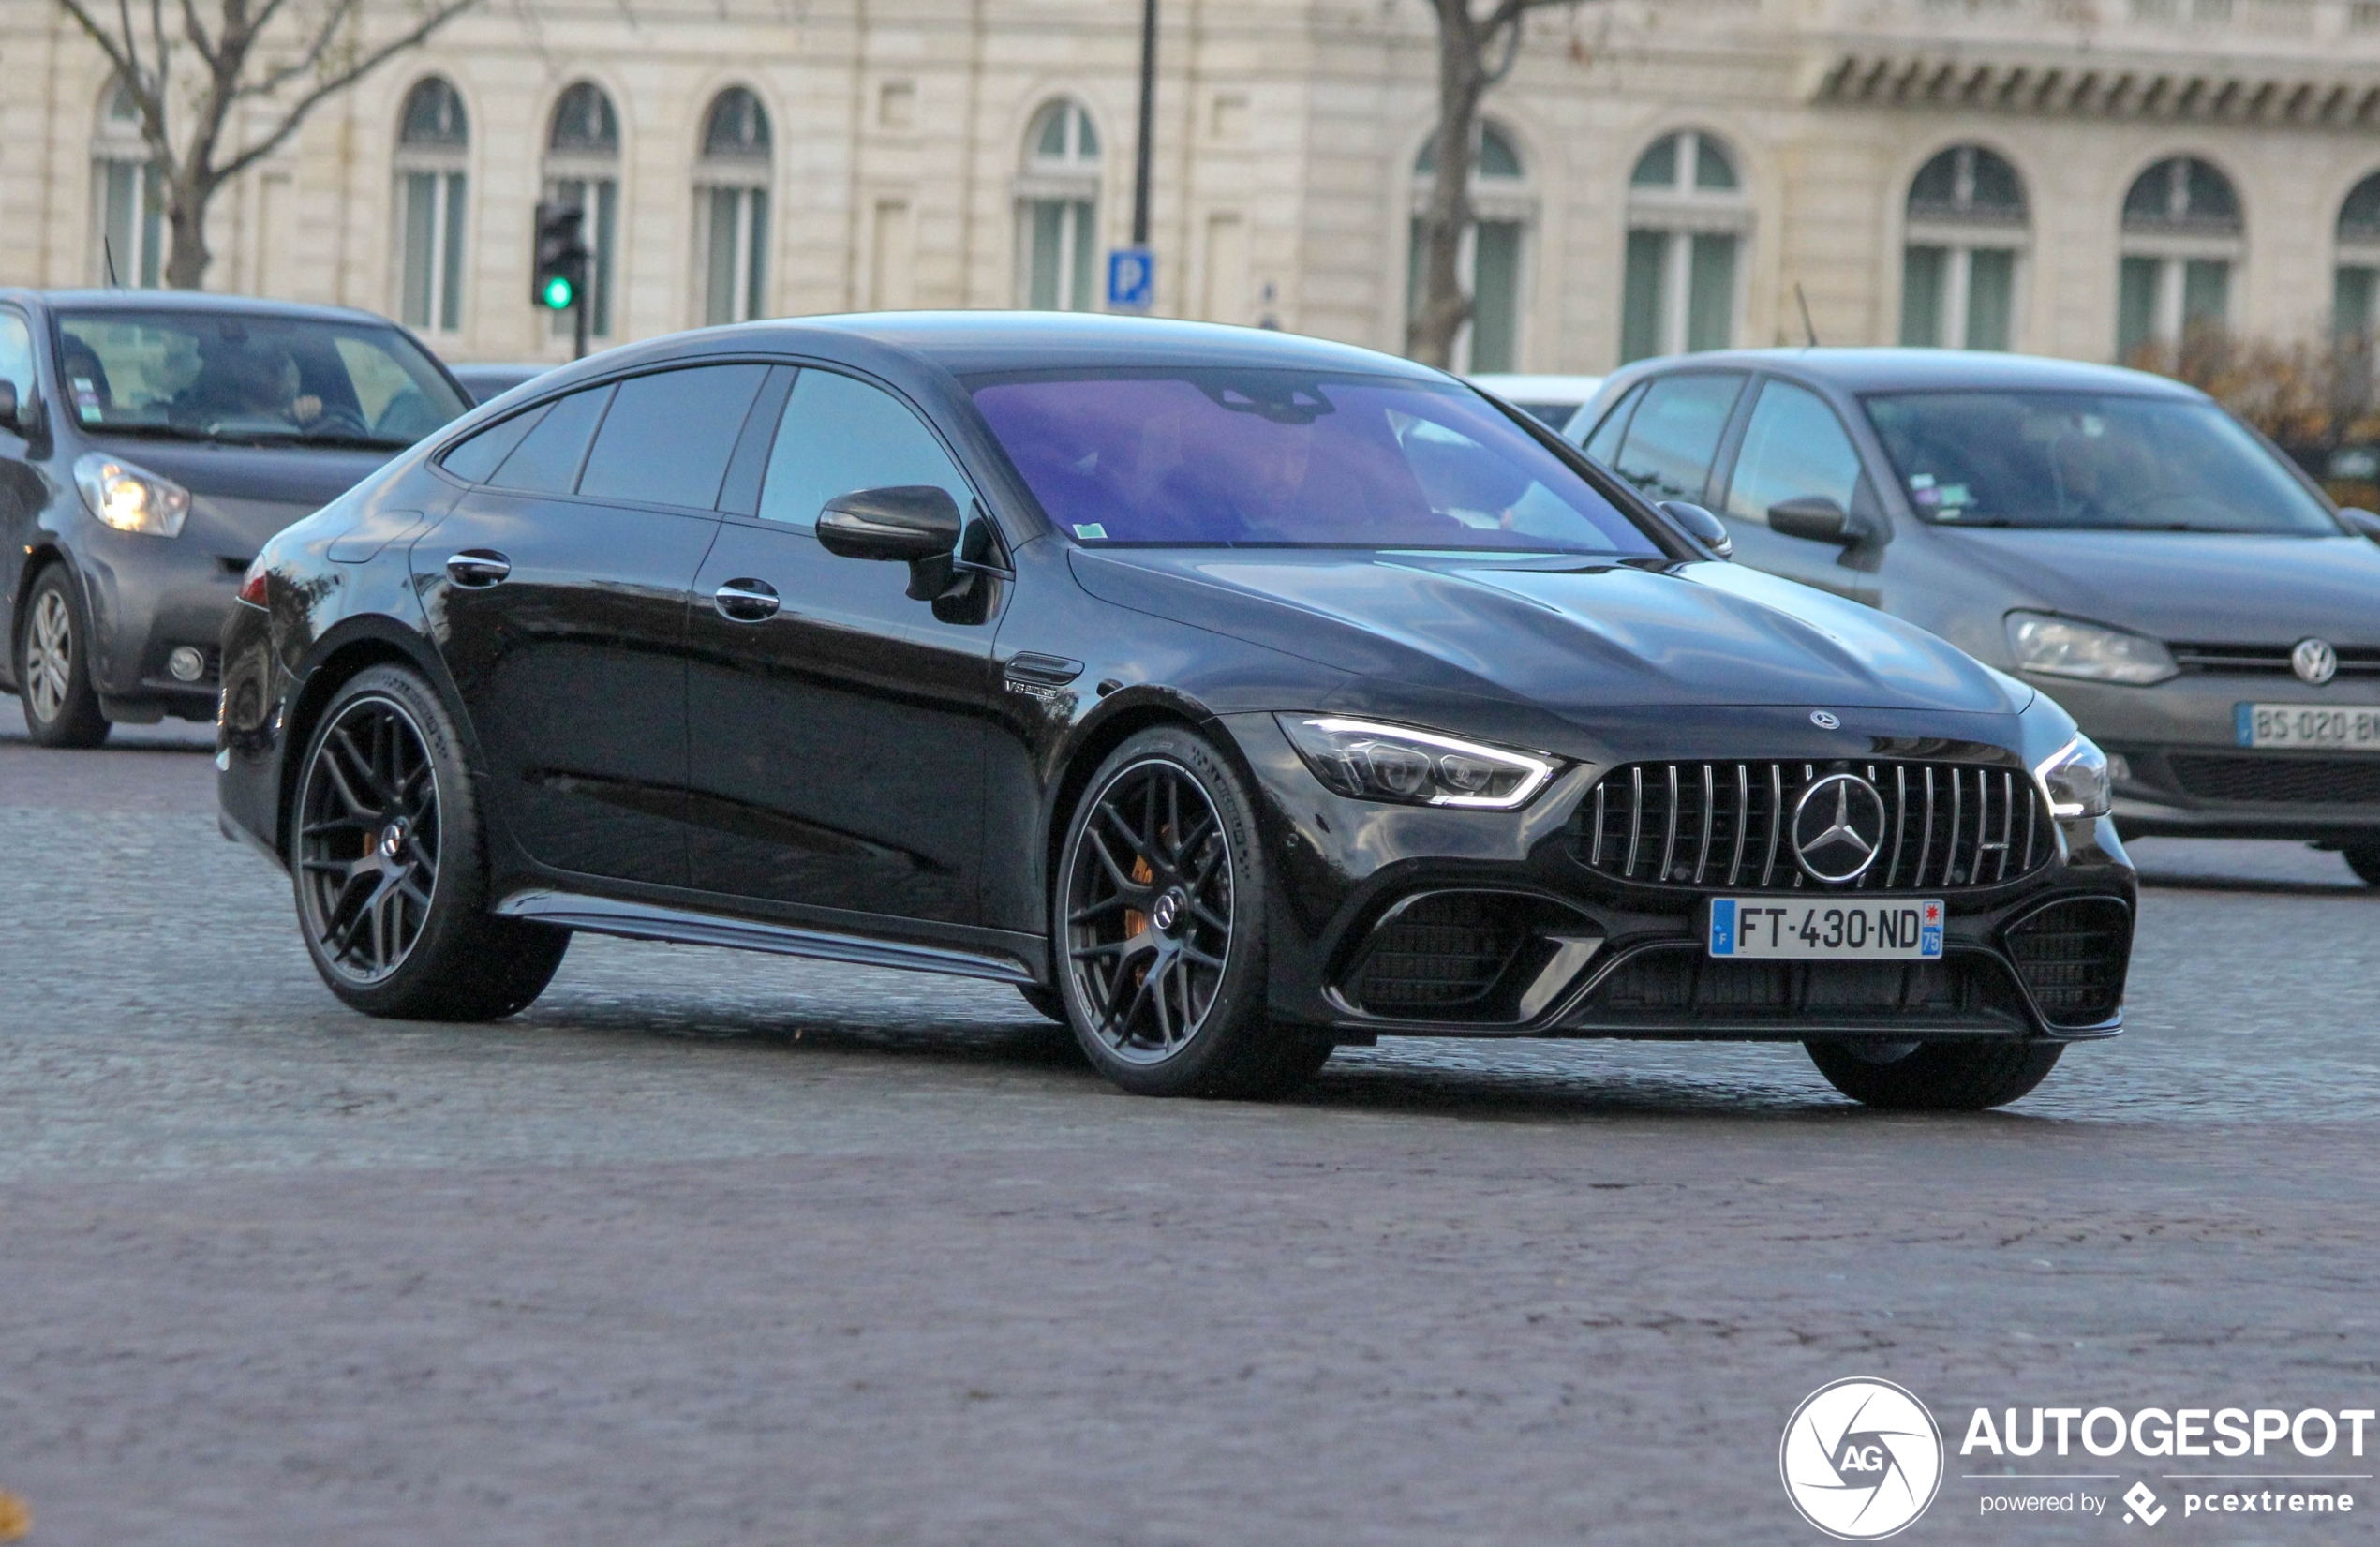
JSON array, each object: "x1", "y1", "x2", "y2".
[
  {"x1": 1929, "y1": 528, "x2": 2380, "y2": 645},
  {"x1": 1069, "y1": 548, "x2": 2029, "y2": 716},
  {"x1": 81, "y1": 435, "x2": 399, "y2": 558}
]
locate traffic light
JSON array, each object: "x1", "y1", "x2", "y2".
[{"x1": 532, "y1": 201, "x2": 588, "y2": 313}]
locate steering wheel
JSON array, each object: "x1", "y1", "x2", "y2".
[{"x1": 304, "y1": 402, "x2": 370, "y2": 439}]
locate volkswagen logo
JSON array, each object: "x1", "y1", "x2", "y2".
[
  {"x1": 1792, "y1": 773, "x2": 1889, "y2": 885},
  {"x1": 2293, "y1": 637, "x2": 2340, "y2": 686},
  {"x1": 1809, "y1": 710, "x2": 1841, "y2": 730}
]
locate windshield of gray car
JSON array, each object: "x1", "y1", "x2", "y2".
[
  {"x1": 1863, "y1": 390, "x2": 2342, "y2": 535},
  {"x1": 967, "y1": 368, "x2": 1661, "y2": 554},
  {"x1": 56, "y1": 310, "x2": 468, "y2": 450}
]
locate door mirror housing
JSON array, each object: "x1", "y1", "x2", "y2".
[
  {"x1": 1767, "y1": 494, "x2": 1854, "y2": 545},
  {"x1": 0, "y1": 379, "x2": 23, "y2": 436},
  {"x1": 816, "y1": 485, "x2": 965, "y2": 563},
  {"x1": 1656, "y1": 500, "x2": 1733, "y2": 558},
  {"x1": 2339, "y1": 506, "x2": 2380, "y2": 543}
]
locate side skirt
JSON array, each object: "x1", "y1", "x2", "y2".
[{"x1": 493, "y1": 889, "x2": 1038, "y2": 986}]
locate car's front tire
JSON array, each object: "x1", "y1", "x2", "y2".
[
  {"x1": 1055, "y1": 725, "x2": 1331, "y2": 1099},
  {"x1": 2342, "y1": 842, "x2": 2380, "y2": 887},
  {"x1": 1804, "y1": 1038, "x2": 2063, "y2": 1111},
  {"x1": 16, "y1": 565, "x2": 110, "y2": 748},
  {"x1": 290, "y1": 663, "x2": 568, "y2": 1020}
]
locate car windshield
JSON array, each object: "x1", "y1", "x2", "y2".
[
  {"x1": 56, "y1": 309, "x2": 468, "y2": 449},
  {"x1": 967, "y1": 368, "x2": 1660, "y2": 555},
  {"x1": 1863, "y1": 390, "x2": 2342, "y2": 535}
]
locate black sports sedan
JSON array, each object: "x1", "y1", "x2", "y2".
[
  {"x1": 2, "y1": 289, "x2": 469, "y2": 745},
  {"x1": 217, "y1": 314, "x2": 2135, "y2": 1108}
]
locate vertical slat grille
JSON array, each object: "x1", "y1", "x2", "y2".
[{"x1": 1573, "y1": 759, "x2": 2052, "y2": 891}]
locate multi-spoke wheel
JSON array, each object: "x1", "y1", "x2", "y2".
[
  {"x1": 1056, "y1": 726, "x2": 1332, "y2": 1098},
  {"x1": 290, "y1": 664, "x2": 569, "y2": 1020},
  {"x1": 17, "y1": 567, "x2": 109, "y2": 747}
]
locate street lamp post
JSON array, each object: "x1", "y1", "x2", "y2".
[{"x1": 1132, "y1": 0, "x2": 1156, "y2": 250}]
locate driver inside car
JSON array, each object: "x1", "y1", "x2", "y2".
[{"x1": 185, "y1": 336, "x2": 323, "y2": 430}]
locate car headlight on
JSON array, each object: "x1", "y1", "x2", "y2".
[
  {"x1": 1277, "y1": 716, "x2": 1555, "y2": 810},
  {"x1": 75, "y1": 453, "x2": 190, "y2": 537},
  {"x1": 2004, "y1": 611, "x2": 2177, "y2": 686},
  {"x1": 2033, "y1": 734, "x2": 2113, "y2": 820}
]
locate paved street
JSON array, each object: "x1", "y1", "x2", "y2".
[{"x1": 3, "y1": 698, "x2": 2377, "y2": 1546}]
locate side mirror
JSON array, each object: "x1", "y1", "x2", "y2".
[
  {"x1": 816, "y1": 485, "x2": 964, "y2": 563},
  {"x1": 1767, "y1": 495, "x2": 1854, "y2": 545},
  {"x1": 2340, "y1": 506, "x2": 2380, "y2": 543},
  {"x1": 0, "y1": 379, "x2": 19, "y2": 435},
  {"x1": 1657, "y1": 500, "x2": 1733, "y2": 559}
]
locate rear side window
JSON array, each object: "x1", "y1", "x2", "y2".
[
  {"x1": 577, "y1": 364, "x2": 770, "y2": 510},
  {"x1": 1726, "y1": 380, "x2": 1866, "y2": 527},
  {"x1": 440, "y1": 404, "x2": 546, "y2": 483},
  {"x1": 1580, "y1": 380, "x2": 1644, "y2": 462},
  {"x1": 757, "y1": 369, "x2": 974, "y2": 529},
  {"x1": 1607, "y1": 373, "x2": 1744, "y2": 503},
  {"x1": 487, "y1": 385, "x2": 612, "y2": 494}
]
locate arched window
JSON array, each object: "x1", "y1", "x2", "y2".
[
  {"x1": 2335, "y1": 174, "x2": 2380, "y2": 337},
  {"x1": 394, "y1": 77, "x2": 469, "y2": 334},
  {"x1": 1406, "y1": 122, "x2": 1531, "y2": 373},
  {"x1": 2117, "y1": 156, "x2": 2241, "y2": 359},
  {"x1": 91, "y1": 80, "x2": 163, "y2": 287},
  {"x1": 1900, "y1": 145, "x2": 2027, "y2": 351},
  {"x1": 1620, "y1": 130, "x2": 1746, "y2": 363},
  {"x1": 695, "y1": 87, "x2": 771, "y2": 326},
  {"x1": 544, "y1": 82, "x2": 621, "y2": 338},
  {"x1": 1017, "y1": 98, "x2": 1101, "y2": 310}
]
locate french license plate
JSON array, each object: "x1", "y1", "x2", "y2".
[
  {"x1": 2236, "y1": 703, "x2": 2380, "y2": 751},
  {"x1": 1708, "y1": 898, "x2": 1943, "y2": 960}
]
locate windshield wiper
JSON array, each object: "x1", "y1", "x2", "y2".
[{"x1": 83, "y1": 422, "x2": 216, "y2": 442}]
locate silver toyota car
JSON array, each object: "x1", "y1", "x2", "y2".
[{"x1": 1568, "y1": 350, "x2": 2380, "y2": 884}]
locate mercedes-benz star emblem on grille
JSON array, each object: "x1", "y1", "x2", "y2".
[
  {"x1": 1792, "y1": 773, "x2": 1889, "y2": 884},
  {"x1": 2293, "y1": 637, "x2": 2340, "y2": 686},
  {"x1": 1809, "y1": 710, "x2": 1841, "y2": 730}
]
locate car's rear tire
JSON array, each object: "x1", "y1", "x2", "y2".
[
  {"x1": 1055, "y1": 725, "x2": 1329, "y2": 1099},
  {"x1": 290, "y1": 663, "x2": 568, "y2": 1021},
  {"x1": 16, "y1": 565, "x2": 110, "y2": 748},
  {"x1": 2341, "y1": 842, "x2": 2380, "y2": 886},
  {"x1": 1804, "y1": 1038, "x2": 2063, "y2": 1111}
]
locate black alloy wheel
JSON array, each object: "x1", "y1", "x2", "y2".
[
  {"x1": 290, "y1": 664, "x2": 569, "y2": 1019},
  {"x1": 17, "y1": 566, "x2": 110, "y2": 748},
  {"x1": 1804, "y1": 1037, "x2": 2064, "y2": 1110},
  {"x1": 1057, "y1": 726, "x2": 1332, "y2": 1098}
]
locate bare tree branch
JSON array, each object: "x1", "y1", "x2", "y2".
[
  {"x1": 236, "y1": 0, "x2": 361, "y2": 102},
  {"x1": 216, "y1": 0, "x2": 480, "y2": 183}
]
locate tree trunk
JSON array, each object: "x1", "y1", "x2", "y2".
[
  {"x1": 1407, "y1": 17, "x2": 1484, "y2": 370},
  {"x1": 163, "y1": 176, "x2": 213, "y2": 290}
]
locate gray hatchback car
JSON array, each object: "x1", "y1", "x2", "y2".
[{"x1": 1568, "y1": 350, "x2": 2380, "y2": 884}]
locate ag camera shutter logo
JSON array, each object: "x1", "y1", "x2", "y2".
[{"x1": 1780, "y1": 1377, "x2": 1945, "y2": 1540}]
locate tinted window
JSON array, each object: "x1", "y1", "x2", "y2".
[
  {"x1": 0, "y1": 310, "x2": 32, "y2": 396},
  {"x1": 1580, "y1": 380, "x2": 1644, "y2": 462},
  {"x1": 1864, "y1": 391, "x2": 2339, "y2": 534},
  {"x1": 969, "y1": 369, "x2": 1659, "y2": 554},
  {"x1": 757, "y1": 369, "x2": 973, "y2": 528},
  {"x1": 578, "y1": 364, "x2": 769, "y2": 510},
  {"x1": 488, "y1": 385, "x2": 612, "y2": 494},
  {"x1": 440, "y1": 404, "x2": 547, "y2": 483},
  {"x1": 1726, "y1": 380, "x2": 1864, "y2": 527},
  {"x1": 1608, "y1": 373, "x2": 1744, "y2": 503}
]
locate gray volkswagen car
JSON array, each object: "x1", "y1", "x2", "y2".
[
  {"x1": 2, "y1": 290, "x2": 469, "y2": 745},
  {"x1": 1567, "y1": 350, "x2": 2380, "y2": 884}
]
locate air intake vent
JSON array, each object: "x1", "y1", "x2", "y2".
[
  {"x1": 1572, "y1": 760, "x2": 2048, "y2": 892},
  {"x1": 1346, "y1": 892, "x2": 1531, "y2": 1018},
  {"x1": 2169, "y1": 754, "x2": 2380, "y2": 805},
  {"x1": 2004, "y1": 897, "x2": 2131, "y2": 1027}
]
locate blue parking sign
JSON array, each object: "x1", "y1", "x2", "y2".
[{"x1": 1107, "y1": 246, "x2": 1154, "y2": 311}]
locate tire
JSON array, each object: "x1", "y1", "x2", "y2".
[
  {"x1": 2342, "y1": 842, "x2": 2380, "y2": 887},
  {"x1": 290, "y1": 663, "x2": 568, "y2": 1020},
  {"x1": 16, "y1": 565, "x2": 110, "y2": 748},
  {"x1": 1805, "y1": 1038, "x2": 2064, "y2": 1111},
  {"x1": 1054, "y1": 725, "x2": 1330, "y2": 1099}
]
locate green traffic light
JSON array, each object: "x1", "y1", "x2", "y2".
[{"x1": 541, "y1": 275, "x2": 575, "y2": 310}]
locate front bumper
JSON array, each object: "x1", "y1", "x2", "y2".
[{"x1": 1226, "y1": 712, "x2": 2135, "y2": 1044}]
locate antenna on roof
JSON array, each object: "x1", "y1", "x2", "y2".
[
  {"x1": 1794, "y1": 283, "x2": 1819, "y2": 349},
  {"x1": 104, "y1": 237, "x2": 122, "y2": 288}
]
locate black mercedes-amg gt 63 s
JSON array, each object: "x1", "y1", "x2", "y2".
[{"x1": 217, "y1": 313, "x2": 2135, "y2": 1108}]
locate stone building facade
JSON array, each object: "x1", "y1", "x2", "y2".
[{"x1": 7, "y1": 0, "x2": 2380, "y2": 372}]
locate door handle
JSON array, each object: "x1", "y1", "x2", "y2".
[
  {"x1": 713, "y1": 578, "x2": 781, "y2": 622},
  {"x1": 445, "y1": 550, "x2": 511, "y2": 588}
]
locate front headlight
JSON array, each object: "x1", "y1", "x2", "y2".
[
  {"x1": 1277, "y1": 716, "x2": 1555, "y2": 810},
  {"x1": 2005, "y1": 611, "x2": 2177, "y2": 685},
  {"x1": 2033, "y1": 734, "x2": 2112, "y2": 819},
  {"x1": 75, "y1": 453, "x2": 190, "y2": 537}
]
